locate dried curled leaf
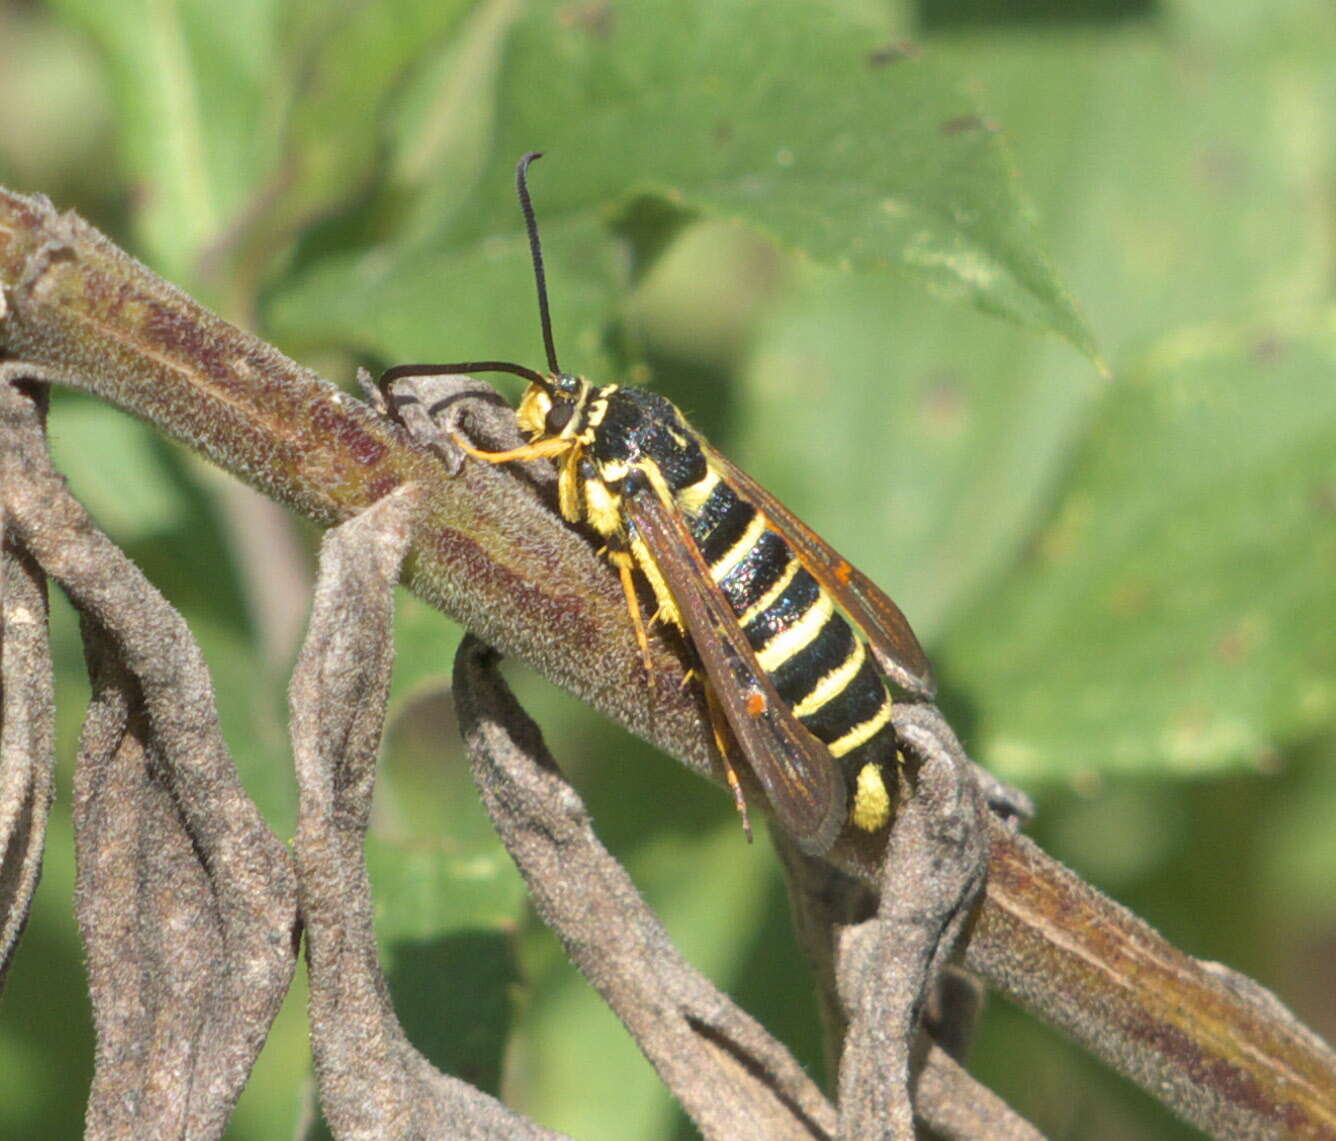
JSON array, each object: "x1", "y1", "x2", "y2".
[
  {"x1": 0, "y1": 378, "x2": 298, "y2": 1140},
  {"x1": 292, "y1": 490, "x2": 567, "y2": 1140},
  {"x1": 453, "y1": 633, "x2": 840, "y2": 1141},
  {"x1": 0, "y1": 526, "x2": 54, "y2": 994}
]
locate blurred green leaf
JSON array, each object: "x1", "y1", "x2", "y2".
[
  {"x1": 275, "y1": 0, "x2": 476, "y2": 214},
  {"x1": 940, "y1": 22, "x2": 1336, "y2": 360},
  {"x1": 0, "y1": 6, "x2": 111, "y2": 195},
  {"x1": 0, "y1": 798, "x2": 90, "y2": 1141},
  {"x1": 389, "y1": 593, "x2": 464, "y2": 707},
  {"x1": 366, "y1": 694, "x2": 529, "y2": 1093},
  {"x1": 46, "y1": 398, "x2": 192, "y2": 539},
  {"x1": 268, "y1": 0, "x2": 1096, "y2": 373},
  {"x1": 243, "y1": 0, "x2": 478, "y2": 284},
  {"x1": 519, "y1": 821, "x2": 773, "y2": 1141},
  {"x1": 47, "y1": 0, "x2": 282, "y2": 280},
  {"x1": 48, "y1": 0, "x2": 475, "y2": 290},
  {"x1": 1162, "y1": 0, "x2": 1334, "y2": 46},
  {"x1": 369, "y1": 838, "x2": 526, "y2": 1092},
  {"x1": 737, "y1": 268, "x2": 1097, "y2": 641},
  {"x1": 1259, "y1": 731, "x2": 1336, "y2": 916},
  {"x1": 942, "y1": 317, "x2": 1336, "y2": 780}
]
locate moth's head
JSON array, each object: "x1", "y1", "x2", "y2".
[{"x1": 517, "y1": 372, "x2": 590, "y2": 439}]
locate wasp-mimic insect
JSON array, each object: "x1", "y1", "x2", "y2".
[{"x1": 378, "y1": 154, "x2": 935, "y2": 855}]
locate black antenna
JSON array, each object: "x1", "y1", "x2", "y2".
[
  {"x1": 517, "y1": 152, "x2": 561, "y2": 374},
  {"x1": 378, "y1": 361, "x2": 548, "y2": 388},
  {"x1": 376, "y1": 360, "x2": 550, "y2": 412}
]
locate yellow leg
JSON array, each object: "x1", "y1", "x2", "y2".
[
  {"x1": 703, "y1": 682, "x2": 753, "y2": 843},
  {"x1": 616, "y1": 556, "x2": 654, "y2": 676},
  {"x1": 449, "y1": 432, "x2": 573, "y2": 464}
]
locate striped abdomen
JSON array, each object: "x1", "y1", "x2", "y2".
[{"x1": 680, "y1": 466, "x2": 896, "y2": 774}]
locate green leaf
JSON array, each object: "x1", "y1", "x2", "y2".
[
  {"x1": 270, "y1": 208, "x2": 624, "y2": 374},
  {"x1": 389, "y1": 593, "x2": 464, "y2": 709},
  {"x1": 46, "y1": 398, "x2": 192, "y2": 540},
  {"x1": 941, "y1": 316, "x2": 1336, "y2": 781},
  {"x1": 1259, "y1": 732, "x2": 1336, "y2": 915},
  {"x1": 939, "y1": 24, "x2": 1336, "y2": 361},
  {"x1": 49, "y1": 0, "x2": 474, "y2": 289},
  {"x1": 488, "y1": 0, "x2": 1093, "y2": 353},
  {"x1": 736, "y1": 267, "x2": 1098, "y2": 642},
  {"x1": 47, "y1": 0, "x2": 282, "y2": 280},
  {"x1": 519, "y1": 822, "x2": 775, "y2": 1141},
  {"x1": 268, "y1": 0, "x2": 1095, "y2": 371},
  {"x1": 262, "y1": 0, "x2": 478, "y2": 248},
  {"x1": 368, "y1": 838, "x2": 526, "y2": 1093}
]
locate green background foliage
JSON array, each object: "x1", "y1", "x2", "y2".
[{"x1": 2, "y1": 0, "x2": 1333, "y2": 1137}]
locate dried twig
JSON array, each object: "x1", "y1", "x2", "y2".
[
  {"x1": 834, "y1": 706, "x2": 990, "y2": 1141},
  {"x1": 969, "y1": 828, "x2": 1336, "y2": 1141},
  {"x1": 771, "y1": 829, "x2": 878, "y2": 1079},
  {"x1": 454, "y1": 637, "x2": 1045, "y2": 1140},
  {"x1": 772, "y1": 835, "x2": 999, "y2": 1135}
]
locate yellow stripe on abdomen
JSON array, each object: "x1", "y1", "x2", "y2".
[
  {"x1": 754, "y1": 590, "x2": 834, "y2": 673},
  {"x1": 791, "y1": 637, "x2": 867, "y2": 719},
  {"x1": 708, "y1": 511, "x2": 768, "y2": 583},
  {"x1": 826, "y1": 698, "x2": 893, "y2": 759},
  {"x1": 675, "y1": 466, "x2": 721, "y2": 515},
  {"x1": 737, "y1": 556, "x2": 801, "y2": 629}
]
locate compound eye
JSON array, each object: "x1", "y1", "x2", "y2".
[{"x1": 545, "y1": 402, "x2": 575, "y2": 435}]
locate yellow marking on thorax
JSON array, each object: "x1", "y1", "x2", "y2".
[
  {"x1": 584, "y1": 391, "x2": 611, "y2": 430},
  {"x1": 639, "y1": 456, "x2": 677, "y2": 509},
  {"x1": 558, "y1": 443, "x2": 584, "y2": 522},
  {"x1": 849, "y1": 762, "x2": 893, "y2": 832},
  {"x1": 737, "y1": 557, "x2": 801, "y2": 628},
  {"x1": 827, "y1": 699, "x2": 893, "y2": 759},
  {"x1": 792, "y1": 637, "x2": 867, "y2": 719},
  {"x1": 597, "y1": 458, "x2": 630, "y2": 482},
  {"x1": 754, "y1": 590, "x2": 835, "y2": 673},
  {"x1": 709, "y1": 511, "x2": 768, "y2": 583},
  {"x1": 581, "y1": 473, "x2": 623, "y2": 538},
  {"x1": 675, "y1": 466, "x2": 721, "y2": 515}
]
